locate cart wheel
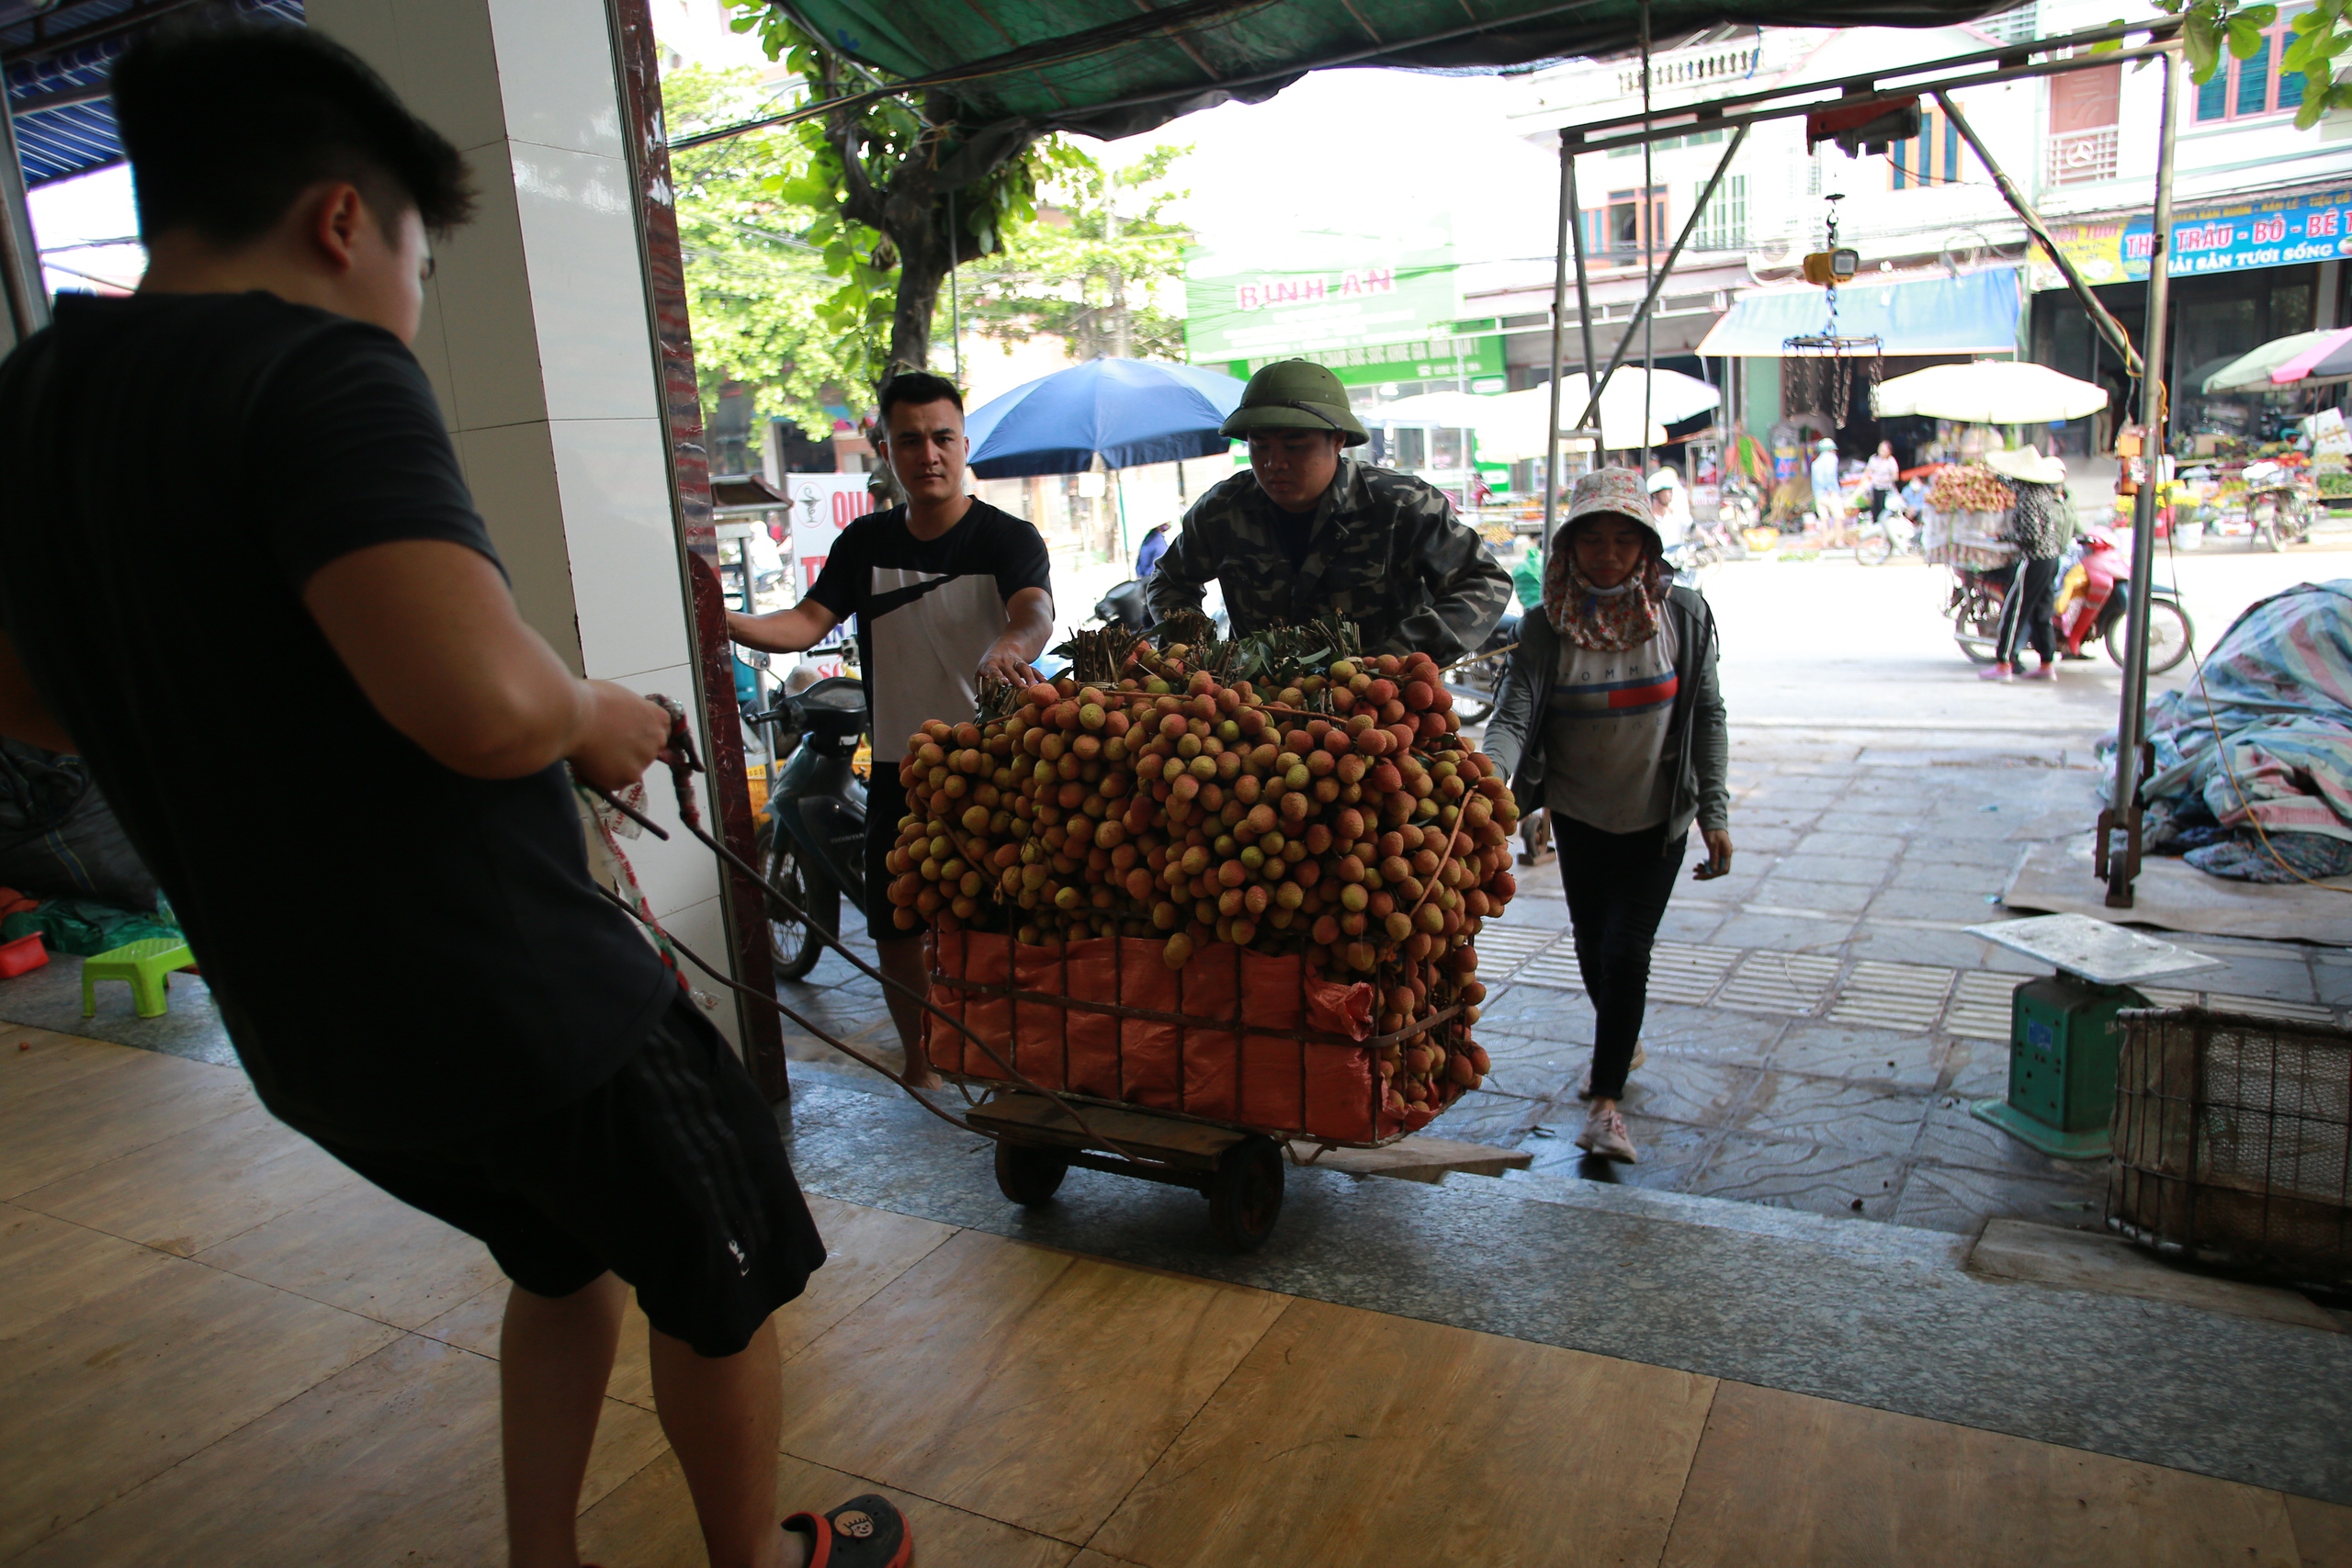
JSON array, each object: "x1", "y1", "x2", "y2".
[
  {"x1": 1857, "y1": 531, "x2": 1894, "y2": 567},
  {"x1": 1206, "y1": 1135, "x2": 1284, "y2": 1253},
  {"x1": 993, "y1": 1140, "x2": 1069, "y2": 1206}
]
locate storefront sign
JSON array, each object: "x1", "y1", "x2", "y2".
[
  {"x1": 779, "y1": 473, "x2": 876, "y2": 660},
  {"x1": 1224, "y1": 333, "x2": 1504, "y2": 389},
  {"x1": 1185, "y1": 243, "x2": 1462, "y2": 361},
  {"x1": 2028, "y1": 187, "x2": 2352, "y2": 288}
]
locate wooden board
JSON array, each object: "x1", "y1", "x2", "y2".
[
  {"x1": 1288, "y1": 1134, "x2": 1533, "y2": 1183},
  {"x1": 770, "y1": 1228, "x2": 1290, "y2": 1543},
  {"x1": 0, "y1": 1037, "x2": 254, "y2": 1200},
  {"x1": 967, "y1": 1092, "x2": 1247, "y2": 1168},
  {"x1": 1659, "y1": 1381, "x2": 2302, "y2": 1568},
  {"x1": 191, "y1": 1176, "x2": 503, "y2": 1331},
  {"x1": 1968, "y1": 1219, "x2": 2341, "y2": 1333},
  {"x1": 1091, "y1": 1295, "x2": 1716, "y2": 1568},
  {"x1": 2289, "y1": 1495, "x2": 2352, "y2": 1568}
]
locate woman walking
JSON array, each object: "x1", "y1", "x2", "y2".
[
  {"x1": 1483, "y1": 468, "x2": 1732, "y2": 1163},
  {"x1": 1981, "y1": 445, "x2": 2074, "y2": 682}
]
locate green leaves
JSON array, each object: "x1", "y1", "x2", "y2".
[
  {"x1": 2185, "y1": 6, "x2": 2222, "y2": 81},
  {"x1": 2090, "y1": 17, "x2": 2130, "y2": 51}
]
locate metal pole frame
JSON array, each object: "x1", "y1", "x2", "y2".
[
  {"x1": 2104, "y1": 45, "x2": 2181, "y2": 909},
  {"x1": 1576, "y1": 123, "x2": 1751, "y2": 438},
  {"x1": 1545, "y1": 143, "x2": 1568, "y2": 539},
  {"x1": 0, "y1": 99, "x2": 50, "y2": 348},
  {"x1": 1933, "y1": 89, "x2": 2141, "y2": 377}
]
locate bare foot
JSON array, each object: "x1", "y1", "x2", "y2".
[{"x1": 900, "y1": 1070, "x2": 944, "y2": 1093}]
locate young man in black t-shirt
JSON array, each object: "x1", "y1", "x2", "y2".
[
  {"x1": 0, "y1": 26, "x2": 903, "y2": 1568},
  {"x1": 728, "y1": 373, "x2": 1054, "y2": 1089}
]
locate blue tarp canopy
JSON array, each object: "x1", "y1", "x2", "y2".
[
  {"x1": 3, "y1": 0, "x2": 302, "y2": 189},
  {"x1": 1696, "y1": 266, "x2": 2022, "y2": 358}
]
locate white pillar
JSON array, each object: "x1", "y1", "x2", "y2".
[{"x1": 310, "y1": 0, "x2": 742, "y2": 1044}]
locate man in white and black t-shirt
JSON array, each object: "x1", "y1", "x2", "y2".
[{"x1": 729, "y1": 373, "x2": 1053, "y2": 1089}]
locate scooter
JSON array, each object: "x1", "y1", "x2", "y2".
[
  {"x1": 1948, "y1": 524, "x2": 2195, "y2": 674},
  {"x1": 1854, "y1": 502, "x2": 1919, "y2": 566},
  {"x1": 746, "y1": 675, "x2": 870, "y2": 981},
  {"x1": 2240, "y1": 460, "x2": 2313, "y2": 551}
]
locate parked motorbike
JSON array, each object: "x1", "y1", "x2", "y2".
[
  {"x1": 745, "y1": 675, "x2": 870, "y2": 981},
  {"x1": 1855, "y1": 503, "x2": 1920, "y2": 567},
  {"x1": 2239, "y1": 460, "x2": 2313, "y2": 551},
  {"x1": 1091, "y1": 578, "x2": 1154, "y2": 633},
  {"x1": 1947, "y1": 525, "x2": 2195, "y2": 674}
]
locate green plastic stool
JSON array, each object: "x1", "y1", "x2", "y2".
[{"x1": 82, "y1": 938, "x2": 196, "y2": 1020}]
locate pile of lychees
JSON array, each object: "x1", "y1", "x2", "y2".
[{"x1": 884, "y1": 626, "x2": 1520, "y2": 1112}]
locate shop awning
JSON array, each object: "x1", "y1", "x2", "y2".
[
  {"x1": 1695, "y1": 266, "x2": 2021, "y2": 359},
  {"x1": 783, "y1": 0, "x2": 2024, "y2": 141},
  {"x1": 3, "y1": 0, "x2": 304, "y2": 189}
]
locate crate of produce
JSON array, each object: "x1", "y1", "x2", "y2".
[
  {"x1": 2108, "y1": 1006, "x2": 2352, "y2": 1283},
  {"x1": 888, "y1": 625, "x2": 1519, "y2": 1245}
]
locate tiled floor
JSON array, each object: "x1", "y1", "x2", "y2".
[{"x1": 5, "y1": 1027, "x2": 2345, "y2": 1567}]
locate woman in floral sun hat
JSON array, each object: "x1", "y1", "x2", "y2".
[{"x1": 1480, "y1": 467, "x2": 1733, "y2": 1164}]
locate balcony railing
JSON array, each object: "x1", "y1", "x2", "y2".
[
  {"x1": 2048, "y1": 126, "x2": 2119, "y2": 185},
  {"x1": 1616, "y1": 47, "x2": 1762, "y2": 97}
]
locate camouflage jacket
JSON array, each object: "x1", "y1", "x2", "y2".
[{"x1": 1146, "y1": 457, "x2": 1513, "y2": 662}]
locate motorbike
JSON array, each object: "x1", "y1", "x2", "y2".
[
  {"x1": 2238, "y1": 460, "x2": 2313, "y2": 551},
  {"x1": 1441, "y1": 612, "x2": 1519, "y2": 727},
  {"x1": 1717, "y1": 473, "x2": 1761, "y2": 532},
  {"x1": 1854, "y1": 501, "x2": 1920, "y2": 567},
  {"x1": 1947, "y1": 524, "x2": 2195, "y2": 674},
  {"x1": 745, "y1": 675, "x2": 871, "y2": 981}
]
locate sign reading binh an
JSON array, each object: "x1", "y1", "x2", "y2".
[
  {"x1": 1185, "y1": 243, "x2": 1461, "y2": 363},
  {"x1": 2028, "y1": 187, "x2": 2352, "y2": 288}
]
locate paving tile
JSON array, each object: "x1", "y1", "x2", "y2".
[
  {"x1": 1713, "y1": 950, "x2": 1842, "y2": 1014},
  {"x1": 1709, "y1": 914, "x2": 1856, "y2": 952},
  {"x1": 1736, "y1": 1073, "x2": 1934, "y2": 1159},
  {"x1": 1885, "y1": 857, "x2": 2017, "y2": 893},
  {"x1": 1867, "y1": 886, "x2": 2014, "y2": 922},
  {"x1": 1913, "y1": 1101, "x2": 2109, "y2": 1181},
  {"x1": 1791, "y1": 832, "x2": 1901, "y2": 863},
  {"x1": 1091, "y1": 1298, "x2": 1715, "y2": 1568},
  {"x1": 1655, "y1": 904, "x2": 1731, "y2": 942},
  {"x1": 1468, "y1": 1031, "x2": 1585, "y2": 1102},
  {"x1": 1686, "y1": 1133, "x2": 1908, "y2": 1221},
  {"x1": 1614, "y1": 1057, "x2": 1760, "y2": 1129},
  {"x1": 1636, "y1": 1002, "x2": 1786, "y2": 1066},
  {"x1": 1750, "y1": 875, "x2": 1876, "y2": 913},
  {"x1": 2194, "y1": 957, "x2": 2322, "y2": 1005},
  {"x1": 9, "y1": 1334, "x2": 662, "y2": 1568},
  {"x1": 1944, "y1": 971, "x2": 2023, "y2": 1040},
  {"x1": 1425, "y1": 1088, "x2": 1547, "y2": 1144},
  {"x1": 1474, "y1": 983, "x2": 1596, "y2": 1038},
  {"x1": 579, "y1": 1446, "x2": 1077, "y2": 1568},
  {"x1": 1826, "y1": 961, "x2": 1955, "y2": 1032},
  {"x1": 1524, "y1": 1110, "x2": 1719, "y2": 1193},
  {"x1": 1889, "y1": 1161, "x2": 2107, "y2": 1235},
  {"x1": 769, "y1": 1229, "x2": 1289, "y2": 1543},
  {"x1": 1660, "y1": 1380, "x2": 2304, "y2": 1568},
  {"x1": 1844, "y1": 926, "x2": 1999, "y2": 969},
  {"x1": 1721, "y1": 824, "x2": 1802, "y2": 853},
  {"x1": 1769, "y1": 1022, "x2": 1946, "y2": 1089},
  {"x1": 1644, "y1": 942, "x2": 1744, "y2": 1005},
  {"x1": 1939, "y1": 1036, "x2": 2011, "y2": 1100}
]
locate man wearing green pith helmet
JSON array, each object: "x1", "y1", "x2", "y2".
[{"x1": 1148, "y1": 359, "x2": 1513, "y2": 661}]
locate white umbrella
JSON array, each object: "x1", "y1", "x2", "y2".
[
  {"x1": 1871, "y1": 360, "x2": 2109, "y2": 423},
  {"x1": 1383, "y1": 372, "x2": 1712, "y2": 460}
]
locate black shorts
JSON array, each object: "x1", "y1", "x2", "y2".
[
  {"x1": 314, "y1": 991, "x2": 826, "y2": 1358},
  {"x1": 865, "y1": 764, "x2": 910, "y2": 931}
]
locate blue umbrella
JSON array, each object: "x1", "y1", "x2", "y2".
[{"x1": 962, "y1": 357, "x2": 1249, "y2": 478}]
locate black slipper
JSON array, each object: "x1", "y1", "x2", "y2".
[{"x1": 783, "y1": 1493, "x2": 912, "y2": 1568}]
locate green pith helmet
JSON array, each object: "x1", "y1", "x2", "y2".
[{"x1": 1219, "y1": 359, "x2": 1370, "y2": 446}]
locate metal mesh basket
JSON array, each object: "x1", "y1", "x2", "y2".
[{"x1": 2108, "y1": 1007, "x2": 2352, "y2": 1282}]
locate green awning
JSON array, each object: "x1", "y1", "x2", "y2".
[{"x1": 785, "y1": 0, "x2": 2012, "y2": 141}]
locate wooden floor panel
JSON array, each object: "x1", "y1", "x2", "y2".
[
  {"x1": 0, "y1": 1246, "x2": 400, "y2": 1560},
  {"x1": 0, "y1": 1201, "x2": 180, "y2": 1340},
  {"x1": 1090, "y1": 1296, "x2": 1716, "y2": 1568},
  {"x1": 193, "y1": 1176, "x2": 503, "y2": 1330},
  {"x1": 1658, "y1": 1381, "x2": 2303, "y2": 1568},
  {"x1": 14, "y1": 1099, "x2": 361, "y2": 1258},
  {"x1": 2288, "y1": 1495, "x2": 2352, "y2": 1568},
  {"x1": 10, "y1": 1333, "x2": 663, "y2": 1568},
  {"x1": 0, "y1": 1038, "x2": 253, "y2": 1201},
  {"x1": 771, "y1": 1228, "x2": 1292, "y2": 1544},
  {"x1": 577, "y1": 1445, "x2": 1080, "y2": 1568}
]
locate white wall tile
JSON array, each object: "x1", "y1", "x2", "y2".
[
  {"x1": 436, "y1": 156, "x2": 550, "y2": 434},
  {"x1": 383, "y1": 0, "x2": 512, "y2": 154},
  {"x1": 512, "y1": 144, "x2": 662, "y2": 423},
  {"x1": 656, "y1": 896, "x2": 746, "y2": 1054},
  {"x1": 410, "y1": 273, "x2": 459, "y2": 434},
  {"x1": 456, "y1": 421, "x2": 585, "y2": 671},
  {"x1": 486, "y1": 0, "x2": 628, "y2": 159},
  {"x1": 549, "y1": 417, "x2": 692, "y2": 680},
  {"x1": 594, "y1": 660, "x2": 726, "y2": 921}
]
